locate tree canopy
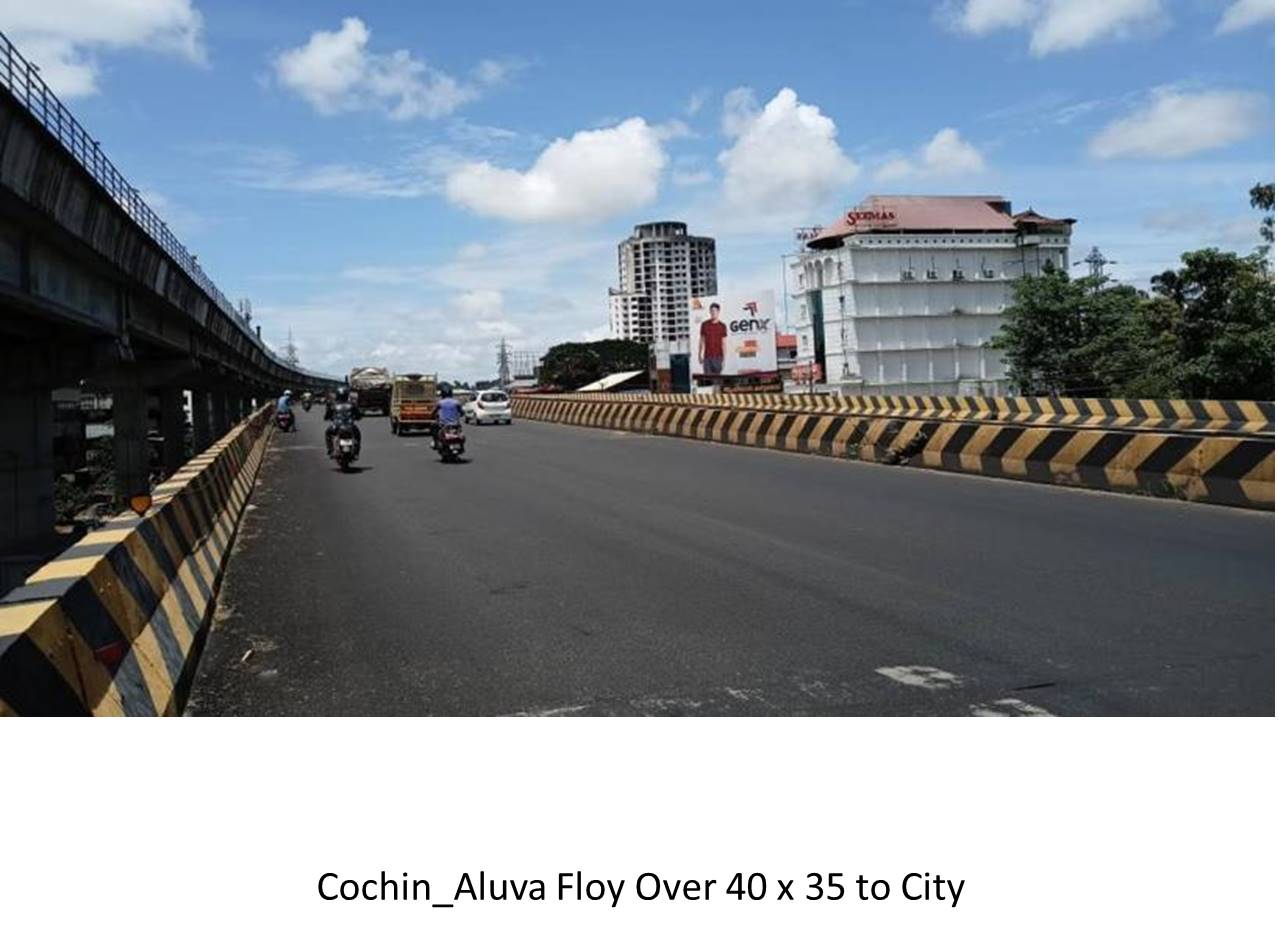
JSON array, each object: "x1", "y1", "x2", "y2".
[
  {"x1": 991, "y1": 183, "x2": 1274, "y2": 400},
  {"x1": 538, "y1": 339, "x2": 649, "y2": 390}
]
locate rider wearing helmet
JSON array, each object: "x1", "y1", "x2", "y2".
[
  {"x1": 276, "y1": 388, "x2": 293, "y2": 414},
  {"x1": 432, "y1": 383, "x2": 463, "y2": 448},
  {"x1": 325, "y1": 385, "x2": 363, "y2": 456}
]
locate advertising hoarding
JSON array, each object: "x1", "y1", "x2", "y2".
[{"x1": 689, "y1": 291, "x2": 777, "y2": 378}]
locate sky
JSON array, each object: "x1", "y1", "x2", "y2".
[{"x1": 1, "y1": 0, "x2": 1274, "y2": 380}]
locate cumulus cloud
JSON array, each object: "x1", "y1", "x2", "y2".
[
  {"x1": 274, "y1": 17, "x2": 479, "y2": 119},
  {"x1": 944, "y1": 0, "x2": 1166, "y2": 55},
  {"x1": 1, "y1": 0, "x2": 205, "y2": 97},
  {"x1": 951, "y1": 0, "x2": 1036, "y2": 33},
  {"x1": 874, "y1": 128, "x2": 987, "y2": 182},
  {"x1": 1216, "y1": 0, "x2": 1274, "y2": 35},
  {"x1": 444, "y1": 118, "x2": 668, "y2": 223},
  {"x1": 716, "y1": 88, "x2": 858, "y2": 216},
  {"x1": 1088, "y1": 88, "x2": 1266, "y2": 159}
]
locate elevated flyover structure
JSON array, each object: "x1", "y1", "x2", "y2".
[{"x1": 0, "y1": 32, "x2": 338, "y2": 590}]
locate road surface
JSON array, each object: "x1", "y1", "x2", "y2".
[{"x1": 187, "y1": 408, "x2": 1274, "y2": 715}]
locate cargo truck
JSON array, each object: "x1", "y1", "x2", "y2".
[
  {"x1": 348, "y1": 366, "x2": 392, "y2": 415},
  {"x1": 389, "y1": 373, "x2": 439, "y2": 436}
]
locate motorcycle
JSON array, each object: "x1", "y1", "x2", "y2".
[
  {"x1": 302, "y1": 399, "x2": 312, "y2": 412},
  {"x1": 275, "y1": 409, "x2": 296, "y2": 432},
  {"x1": 331, "y1": 425, "x2": 359, "y2": 471},
  {"x1": 437, "y1": 423, "x2": 466, "y2": 463}
]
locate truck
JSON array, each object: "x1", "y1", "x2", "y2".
[
  {"x1": 348, "y1": 366, "x2": 392, "y2": 415},
  {"x1": 389, "y1": 373, "x2": 439, "y2": 436}
]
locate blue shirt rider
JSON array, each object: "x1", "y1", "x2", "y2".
[
  {"x1": 276, "y1": 390, "x2": 293, "y2": 414},
  {"x1": 437, "y1": 396, "x2": 463, "y2": 426}
]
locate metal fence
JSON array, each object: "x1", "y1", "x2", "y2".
[{"x1": 0, "y1": 29, "x2": 330, "y2": 381}]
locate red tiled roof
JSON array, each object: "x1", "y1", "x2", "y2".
[
  {"x1": 776, "y1": 334, "x2": 798, "y2": 349},
  {"x1": 807, "y1": 195, "x2": 1021, "y2": 248}
]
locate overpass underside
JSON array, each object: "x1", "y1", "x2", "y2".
[{"x1": 0, "y1": 74, "x2": 331, "y2": 592}]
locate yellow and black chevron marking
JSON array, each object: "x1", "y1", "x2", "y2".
[
  {"x1": 512, "y1": 396, "x2": 1274, "y2": 510},
  {"x1": 537, "y1": 392, "x2": 1273, "y2": 437},
  {"x1": 0, "y1": 406, "x2": 276, "y2": 716}
]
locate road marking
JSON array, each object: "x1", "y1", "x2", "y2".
[
  {"x1": 970, "y1": 698, "x2": 1054, "y2": 717},
  {"x1": 515, "y1": 704, "x2": 591, "y2": 717},
  {"x1": 876, "y1": 665, "x2": 965, "y2": 690}
]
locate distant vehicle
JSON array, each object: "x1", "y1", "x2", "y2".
[
  {"x1": 463, "y1": 389, "x2": 513, "y2": 425},
  {"x1": 348, "y1": 366, "x2": 392, "y2": 415},
  {"x1": 389, "y1": 373, "x2": 438, "y2": 436}
]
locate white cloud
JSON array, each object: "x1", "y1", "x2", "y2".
[
  {"x1": 945, "y1": 0, "x2": 1166, "y2": 55},
  {"x1": 1088, "y1": 88, "x2": 1266, "y2": 159},
  {"x1": 274, "y1": 17, "x2": 477, "y2": 119},
  {"x1": 874, "y1": 127, "x2": 987, "y2": 182},
  {"x1": 952, "y1": 0, "x2": 1036, "y2": 33},
  {"x1": 1, "y1": 0, "x2": 205, "y2": 98},
  {"x1": 218, "y1": 145, "x2": 443, "y2": 198},
  {"x1": 444, "y1": 117, "x2": 668, "y2": 223},
  {"x1": 717, "y1": 88, "x2": 859, "y2": 217},
  {"x1": 1216, "y1": 0, "x2": 1274, "y2": 34},
  {"x1": 685, "y1": 91, "x2": 706, "y2": 117}
]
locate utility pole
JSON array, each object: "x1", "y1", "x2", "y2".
[{"x1": 283, "y1": 328, "x2": 299, "y2": 366}]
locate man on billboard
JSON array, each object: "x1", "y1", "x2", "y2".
[{"x1": 698, "y1": 302, "x2": 727, "y2": 376}]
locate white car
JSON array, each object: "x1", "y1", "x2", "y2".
[{"x1": 464, "y1": 390, "x2": 513, "y2": 425}]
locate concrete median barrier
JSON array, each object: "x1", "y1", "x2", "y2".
[
  {"x1": 512, "y1": 395, "x2": 1273, "y2": 510},
  {"x1": 0, "y1": 405, "x2": 275, "y2": 715}
]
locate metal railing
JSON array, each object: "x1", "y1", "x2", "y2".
[{"x1": 0, "y1": 30, "x2": 331, "y2": 382}]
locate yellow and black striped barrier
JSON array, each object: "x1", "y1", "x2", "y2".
[
  {"x1": 0, "y1": 405, "x2": 275, "y2": 716},
  {"x1": 513, "y1": 396, "x2": 1274, "y2": 510},
  {"x1": 538, "y1": 392, "x2": 1273, "y2": 437}
]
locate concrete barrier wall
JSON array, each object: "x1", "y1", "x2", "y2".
[
  {"x1": 513, "y1": 396, "x2": 1274, "y2": 510},
  {"x1": 538, "y1": 392, "x2": 1273, "y2": 437},
  {"x1": 0, "y1": 406, "x2": 274, "y2": 715}
]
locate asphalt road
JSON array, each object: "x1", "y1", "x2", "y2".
[{"x1": 187, "y1": 408, "x2": 1274, "y2": 716}]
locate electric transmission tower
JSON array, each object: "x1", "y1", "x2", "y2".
[
  {"x1": 497, "y1": 338, "x2": 512, "y2": 388},
  {"x1": 283, "y1": 328, "x2": 300, "y2": 366},
  {"x1": 1074, "y1": 246, "x2": 1116, "y2": 280}
]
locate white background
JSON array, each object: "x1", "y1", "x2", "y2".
[{"x1": 2, "y1": 719, "x2": 1273, "y2": 934}]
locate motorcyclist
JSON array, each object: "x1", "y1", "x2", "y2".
[
  {"x1": 432, "y1": 384, "x2": 463, "y2": 448},
  {"x1": 325, "y1": 386, "x2": 362, "y2": 456},
  {"x1": 276, "y1": 389, "x2": 293, "y2": 414}
]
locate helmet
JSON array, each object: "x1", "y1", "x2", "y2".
[
  {"x1": 335, "y1": 386, "x2": 350, "y2": 402},
  {"x1": 440, "y1": 383, "x2": 454, "y2": 398},
  {"x1": 283, "y1": 389, "x2": 293, "y2": 397}
]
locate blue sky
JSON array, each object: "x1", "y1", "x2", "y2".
[{"x1": 2, "y1": 0, "x2": 1273, "y2": 380}]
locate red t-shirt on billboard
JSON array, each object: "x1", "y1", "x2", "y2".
[{"x1": 700, "y1": 318, "x2": 727, "y2": 359}]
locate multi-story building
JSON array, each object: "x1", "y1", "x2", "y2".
[
  {"x1": 609, "y1": 221, "x2": 717, "y2": 345},
  {"x1": 790, "y1": 195, "x2": 1073, "y2": 395}
]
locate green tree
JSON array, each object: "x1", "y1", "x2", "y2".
[
  {"x1": 538, "y1": 339, "x2": 648, "y2": 390},
  {"x1": 1250, "y1": 182, "x2": 1274, "y2": 246},
  {"x1": 1150, "y1": 248, "x2": 1274, "y2": 399},
  {"x1": 991, "y1": 269, "x2": 1150, "y2": 395}
]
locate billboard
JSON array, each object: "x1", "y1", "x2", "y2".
[{"x1": 689, "y1": 291, "x2": 777, "y2": 378}]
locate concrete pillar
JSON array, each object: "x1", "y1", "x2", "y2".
[
  {"x1": 0, "y1": 389, "x2": 55, "y2": 594},
  {"x1": 191, "y1": 389, "x2": 212, "y2": 454},
  {"x1": 156, "y1": 387, "x2": 186, "y2": 477},
  {"x1": 112, "y1": 382, "x2": 150, "y2": 505},
  {"x1": 211, "y1": 391, "x2": 229, "y2": 438}
]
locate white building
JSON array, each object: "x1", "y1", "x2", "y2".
[
  {"x1": 609, "y1": 221, "x2": 717, "y2": 345},
  {"x1": 789, "y1": 195, "x2": 1073, "y2": 396}
]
